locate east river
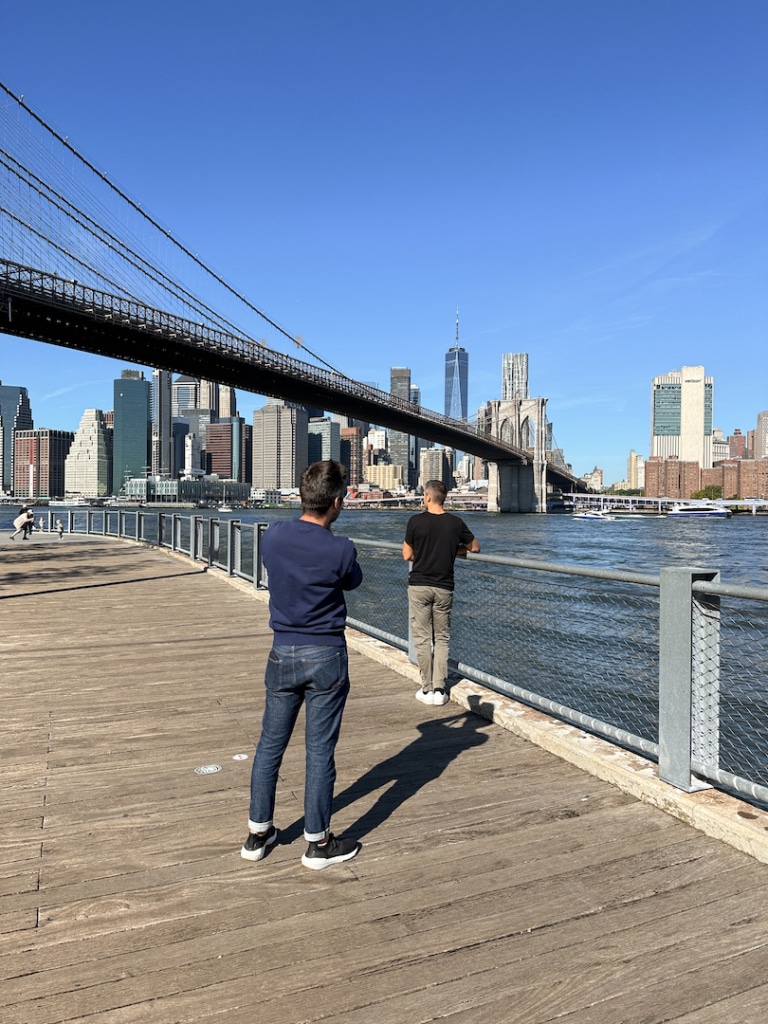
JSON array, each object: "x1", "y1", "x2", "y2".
[{"x1": 207, "y1": 505, "x2": 768, "y2": 586}]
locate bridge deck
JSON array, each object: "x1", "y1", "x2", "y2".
[{"x1": 2, "y1": 535, "x2": 768, "y2": 1024}]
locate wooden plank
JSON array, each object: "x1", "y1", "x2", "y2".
[{"x1": 2, "y1": 538, "x2": 768, "y2": 1024}]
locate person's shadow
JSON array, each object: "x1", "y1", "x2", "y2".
[{"x1": 279, "y1": 705, "x2": 492, "y2": 843}]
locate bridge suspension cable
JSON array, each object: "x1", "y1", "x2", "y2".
[{"x1": 0, "y1": 81, "x2": 349, "y2": 378}]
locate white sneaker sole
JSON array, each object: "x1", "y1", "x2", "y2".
[
  {"x1": 301, "y1": 844, "x2": 360, "y2": 870},
  {"x1": 241, "y1": 828, "x2": 278, "y2": 861}
]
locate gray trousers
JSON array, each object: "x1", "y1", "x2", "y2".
[{"x1": 408, "y1": 585, "x2": 453, "y2": 690}]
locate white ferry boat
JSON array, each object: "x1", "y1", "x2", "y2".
[{"x1": 667, "y1": 503, "x2": 732, "y2": 519}]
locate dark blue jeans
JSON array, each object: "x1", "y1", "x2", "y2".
[{"x1": 248, "y1": 644, "x2": 350, "y2": 842}]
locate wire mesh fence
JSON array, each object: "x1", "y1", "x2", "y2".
[{"x1": 61, "y1": 511, "x2": 768, "y2": 804}]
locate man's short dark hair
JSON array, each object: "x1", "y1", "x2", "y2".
[
  {"x1": 425, "y1": 480, "x2": 447, "y2": 504},
  {"x1": 300, "y1": 460, "x2": 348, "y2": 514}
]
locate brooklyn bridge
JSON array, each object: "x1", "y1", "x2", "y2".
[{"x1": 0, "y1": 83, "x2": 584, "y2": 511}]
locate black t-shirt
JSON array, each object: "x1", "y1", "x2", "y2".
[{"x1": 405, "y1": 511, "x2": 475, "y2": 591}]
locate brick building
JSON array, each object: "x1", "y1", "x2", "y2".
[{"x1": 13, "y1": 429, "x2": 74, "y2": 499}]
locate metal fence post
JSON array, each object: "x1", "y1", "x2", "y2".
[
  {"x1": 691, "y1": 573, "x2": 721, "y2": 778},
  {"x1": 254, "y1": 523, "x2": 269, "y2": 589},
  {"x1": 658, "y1": 566, "x2": 719, "y2": 791},
  {"x1": 227, "y1": 519, "x2": 236, "y2": 576},
  {"x1": 406, "y1": 565, "x2": 416, "y2": 666},
  {"x1": 209, "y1": 519, "x2": 218, "y2": 567}
]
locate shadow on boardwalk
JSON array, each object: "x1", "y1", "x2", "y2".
[{"x1": 279, "y1": 711, "x2": 492, "y2": 844}]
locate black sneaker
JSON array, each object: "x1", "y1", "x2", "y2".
[
  {"x1": 301, "y1": 833, "x2": 360, "y2": 870},
  {"x1": 240, "y1": 825, "x2": 278, "y2": 861}
]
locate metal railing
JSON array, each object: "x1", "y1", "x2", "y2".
[{"x1": 55, "y1": 509, "x2": 768, "y2": 806}]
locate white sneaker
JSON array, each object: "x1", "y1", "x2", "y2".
[
  {"x1": 415, "y1": 688, "x2": 434, "y2": 705},
  {"x1": 432, "y1": 689, "x2": 448, "y2": 706}
]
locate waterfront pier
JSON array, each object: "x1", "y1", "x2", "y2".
[{"x1": 2, "y1": 535, "x2": 768, "y2": 1023}]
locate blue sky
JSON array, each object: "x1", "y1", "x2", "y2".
[{"x1": 1, "y1": 0, "x2": 766, "y2": 484}]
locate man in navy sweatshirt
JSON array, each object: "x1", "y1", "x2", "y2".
[{"x1": 241, "y1": 460, "x2": 363, "y2": 870}]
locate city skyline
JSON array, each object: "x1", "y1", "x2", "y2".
[
  {"x1": 0, "y1": 2, "x2": 766, "y2": 483},
  {"x1": 1, "y1": 353, "x2": 766, "y2": 491}
]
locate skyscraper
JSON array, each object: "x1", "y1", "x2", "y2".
[
  {"x1": 151, "y1": 369, "x2": 173, "y2": 477},
  {"x1": 113, "y1": 370, "x2": 151, "y2": 494},
  {"x1": 756, "y1": 410, "x2": 768, "y2": 459},
  {"x1": 444, "y1": 309, "x2": 468, "y2": 420},
  {"x1": 389, "y1": 367, "x2": 412, "y2": 485},
  {"x1": 219, "y1": 385, "x2": 237, "y2": 420},
  {"x1": 340, "y1": 426, "x2": 364, "y2": 487},
  {"x1": 252, "y1": 402, "x2": 308, "y2": 489},
  {"x1": 308, "y1": 417, "x2": 341, "y2": 463},
  {"x1": 64, "y1": 410, "x2": 111, "y2": 497},
  {"x1": 172, "y1": 375, "x2": 199, "y2": 418},
  {"x1": 13, "y1": 429, "x2": 74, "y2": 499},
  {"x1": 207, "y1": 418, "x2": 252, "y2": 482},
  {"x1": 199, "y1": 379, "x2": 220, "y2": 417},
  {"x1": 501, "y1": 353, "x2": 529, "y2": 401},
  {"x1": 651, "y1": 366, "x2": 713, "y2": 469},
  {"x1": 0, "y1": 380, "x2": 33, "y2": 494}
]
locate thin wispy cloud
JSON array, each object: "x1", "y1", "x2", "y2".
[{"x1": 40, "y1": 380, "x2": 113, "y2": 402}]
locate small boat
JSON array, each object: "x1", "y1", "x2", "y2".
[
  {"x1": 667, "y1": 503, "x2": 732, "y2": 519},
  {"x1": 218, "y1": 504, "x2": 234, "y2": 513},
  {"x1": 53, "y1": 496, "x2": 91, "y2": 507},
  {"x1": 572, "y1": 509, "x2": 616, "y2": 521}
]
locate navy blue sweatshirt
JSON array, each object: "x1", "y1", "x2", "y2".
[{"x1": 262, "y1": 519, "x2": 363, "y2": 647}]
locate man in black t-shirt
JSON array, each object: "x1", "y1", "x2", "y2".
[{"x1": 402, "y1": 480, "x2": 480, "y2": 706}]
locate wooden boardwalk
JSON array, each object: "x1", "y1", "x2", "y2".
[{"x1": 2, "y1": 534, "x2": 768, "y2": 1024}]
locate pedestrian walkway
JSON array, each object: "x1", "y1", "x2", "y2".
[{"x1": 2, "y1": 536, "x2": 768, "y2": 1023}]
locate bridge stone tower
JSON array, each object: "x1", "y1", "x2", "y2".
[{"x1": 480, "y1": 397, "x2": 548, "y2": 513}]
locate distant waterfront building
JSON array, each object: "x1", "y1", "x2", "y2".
[
  {"x1": 501, "y1": 353, "x2": 529, "y2": 401},
  {"x1": 219, "y1": 385, "x2": 237, "y2": 420},
  {"x1": 410, "y1": 384, "x2": 424, "y2": 482},
  {"x1": 198, "y1": 379, "x2": 220, "y2": 417},
  {"x1": 645, "y1": 458, "x2": 702, "y2": 500},
  {"x1": 13, "y1": 429, "x2": 74, "y2": 499},
  {"x1": 340, "y1": 426, "x2": 364, "y2": 487},
  {"x1": 712, "y1": 428, "x2": 730, "y2": 464},
  {"x1": 627, "y1": 450, "x2": 645, "y2": 491},
  {"x1": 0, "y1": 381, "x2": 34, "y2": 495},
  {"x1": 252, "y1": 402, "x2": 308, "y2": 489},
  {"x1": 172, "y1": 374, "x2": 199, "y2": 418},
  {"x1": 364, "y1": 463, "x2": 404, "y2": 490},
  {"x1": 650, "y1": 366, "x2": 713, "y2": 469},
  {"x1": 366, "y1": 428, "x2": 387, "y2": 453},
  {"x1": 151, "y1": 369, "x2": 173, "y2": 477},
  {"x1": 445, "y1": 309, "x2": 468, "y2": 420},
  {"x1": 183, "y1": 434, "x2": 205, "y2": 479},
  {"x1": 308, "y1": 416, "x2": 341, "y2": 463},
  {"x1": 250, "y1": 487, "x2": 282, "y2": 505},
  {"x1": 756, "y1": 411, "x2": 768, "y2": 459},
  {"x1": 419, "y1": 446, "x2": 453, "y2": 490},
  {"x1": 582, "y1": 466, "x2": 604, "y2": 491},
  {"x1": 207, "y1": 418, "x2": 252, "y2": 482},
  {"x1": 113, "y1": 370, "x2": 151, "y2": 494},
  {"x1": 729, "y1": 428, "x2": 746, "y2": 460},
  {"x1": 389, "y1": 367, "x2": 412, "y2": 485},
  {"x1": 64, "y1": 409, "x2": 111, "y2": 497}
]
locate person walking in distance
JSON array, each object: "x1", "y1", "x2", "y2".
[
  {"x1": 242, "y1": 460, "x2": 363, "y2": 870},
  {"x1": 402, "y1": 480, "x2": 480, "y2": 707},
  {"x1": 10, "y1": 507, "x2": 33, "y2": 541}
]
